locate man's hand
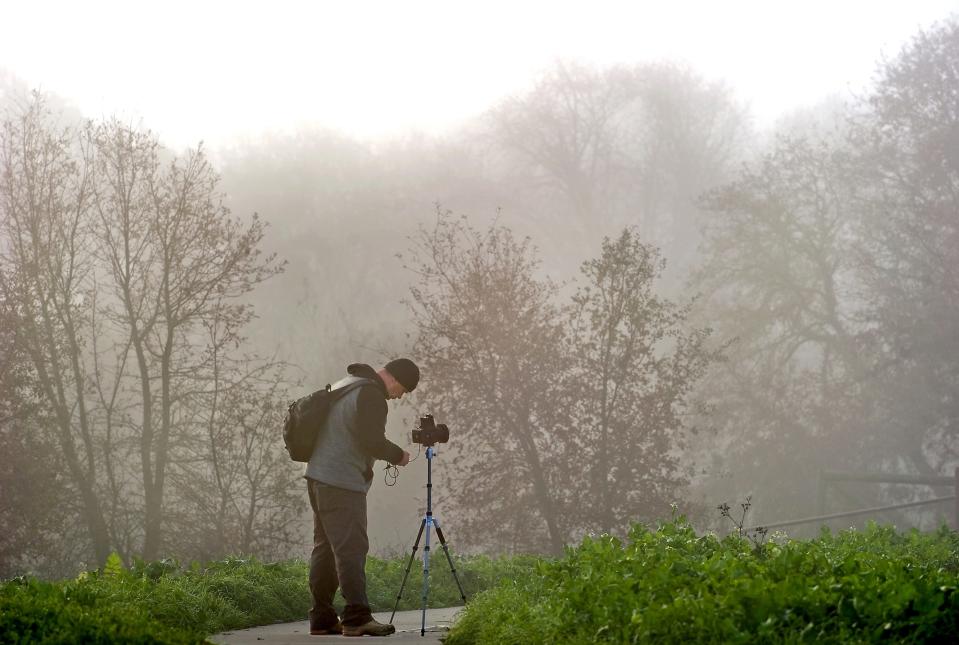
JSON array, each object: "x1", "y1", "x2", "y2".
[{"x1": 397, "y1": 450, "x2": 411, "y2": 467}]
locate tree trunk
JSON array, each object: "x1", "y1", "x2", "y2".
[
  {"x1": 31, "y1": 355, "x2": 112, "y2": 565},
  {"x1": 144, "y1": 327, "x2": 175, "y2": 560},
  {"x1": 513, "y1": 415, "x2": 564, "y2": 554}
]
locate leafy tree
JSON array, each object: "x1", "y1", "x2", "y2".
[
  {"x1": 565, "y1": 228, "x2": 718, "y2": 536},
  {"x1": 404, "y1": 210, "x2": 571, "y2": 554},
  {"x1": 689, "y1": 20, "x2": 959, "y2": 527},
  {"x1": 691, "y1": 134, "x2": 878, "y2": 521},
  {"x1": 853, "y1": 17, "x2": 959, "y2": 472},
  {"x1": 406, "y1": 213, "x2": 719, "y2": 551}
]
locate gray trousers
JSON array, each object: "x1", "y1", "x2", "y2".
[{"x1": 307, "y1": 479, "x2": 372, "y2": 628}]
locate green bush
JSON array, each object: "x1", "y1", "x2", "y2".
[
  {"x1": 445, "y1": 520, "x2": 959, "y2": 644},
  {"x1": 0, "y1": 552, "x2": 526, "y2": 644}
]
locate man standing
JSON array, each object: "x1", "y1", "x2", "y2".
[{"x1": 306, "y1": 359, "x2": 418, "y2": 637}]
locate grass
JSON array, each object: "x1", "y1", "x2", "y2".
[{"x1": 0, "y1": 553, "x2": 532, "y2": 644}]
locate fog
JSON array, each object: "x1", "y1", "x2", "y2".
[
  {"x1": 1, "y1": 1, "x2": 958, "y2": 576},
  {"x1": 3, "y1": 1, "x2": 956, "y2": 147}
]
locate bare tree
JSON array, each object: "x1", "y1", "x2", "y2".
[
  {"x1": 169, "y1": 309, "x2": 301, "y2": 561},
  {"x1": 0, "y1": 95, "x2": 113, "y2": 564},
  {"x1": 0, "y1": 277, "x2": 71, "y2": 577},
  {"x1": 86, "y1": 119, "x2": 284, "y2": 559},
  {"x1": 489, "y1": 61, "x2": 637, "y2": 226},
  {"x1": 488, "y1": 61, "x2": 750, "y2": 282},
  {"x1": 0, "y1": 95, "x2": 289, "y2": 568}
]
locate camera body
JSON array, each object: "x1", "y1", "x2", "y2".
[{"x1": 412, "y1": 414, "x2": 449, "y2": 447}]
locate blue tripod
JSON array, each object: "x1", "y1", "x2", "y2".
[{"x1": 389, "y1": 446, "x2": 467, "y2": 636}]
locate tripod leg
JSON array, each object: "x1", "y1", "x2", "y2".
[
  {"x1": 390, "y1": 519, "x2": 426, "y2": 623},
  {"x1": 421, "y1": 518, "x2": 433, "y2": 636},
  {"x1": 433, "y1": 519, "x2": 467, "y2": 605}
]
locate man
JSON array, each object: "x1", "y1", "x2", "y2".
[{"x1": 305, "y1": 358, "x2": 418, "y2": 637}]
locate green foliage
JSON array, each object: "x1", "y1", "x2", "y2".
[
  {"x1": 0, "y1": 578, "x2": 196, "y2": 644},
  {"x1": 446, "y1": 519, "x2": 959, "y2": 644},
  {"x1": 102, "y1": 553, "x2": 124, "y2": 579},
  {"x1": 13, "y1": 527, "x2": 956, "y2": 644},
  {"x1": 0, "y1": 553, "x2": 526, "y2": 644}
]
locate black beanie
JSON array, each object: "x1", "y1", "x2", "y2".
[{"x1": 385, "y1": 358, "x2": 420, "y2": 392}]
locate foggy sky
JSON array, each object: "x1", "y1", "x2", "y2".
[{"x1": 1, "y1": 0, "x2": 957, "y2": 150}]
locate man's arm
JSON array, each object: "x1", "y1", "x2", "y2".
[{"x1": 355, "y1": 385, "x2": 405, "y2": 464}]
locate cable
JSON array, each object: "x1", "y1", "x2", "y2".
[
  {"x1": 384, "y1": 464, "x2": 399, "y2": 486},
  {"x1": 383, "y1": 444, "x2": 423, "y2": 486},
  {"x1": 408, "y1": 444, "x2": 422, "y2": 463}
]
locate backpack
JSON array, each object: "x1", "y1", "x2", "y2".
[{"x1": 282, "y1": 379, "x2": 372, "y2": 462}]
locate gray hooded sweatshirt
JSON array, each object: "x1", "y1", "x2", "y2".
[{"x1": 305, "y1": 363, "x2": 404, "y2": 493}]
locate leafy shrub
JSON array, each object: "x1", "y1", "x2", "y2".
[{"x1": 446, "y1": 520, "x2": 959, "y2": 644}]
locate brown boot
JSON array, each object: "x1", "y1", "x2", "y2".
[
  {"x1": 342, "y1": 618, "x2": 396, "y2": 637},
  {"x1": 309, "y1": 621, "x2": 342, "y2": 635}
]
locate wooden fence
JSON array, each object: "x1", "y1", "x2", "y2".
[{"x1": 745, "y1": 467, "x2": 958, "y2": 532}]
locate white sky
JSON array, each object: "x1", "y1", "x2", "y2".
[{"x1": 2, "y1": 0, "x2": 958, "y2": 150}]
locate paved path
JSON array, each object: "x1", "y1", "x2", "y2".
[{"x1": 210, "y1": 607, "x2": 463, "y2": 644}]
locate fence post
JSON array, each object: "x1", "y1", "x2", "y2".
[
  {"x1": 954, "y1": 467, "x2": 958, "y2": 531},
  {"x1": 816, "y1": 470, "x2": 826, "y2": 516}
]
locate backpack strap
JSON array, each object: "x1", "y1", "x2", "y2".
[{"x1": 329, "y1": 377, "x2": 378, "y2": 401}]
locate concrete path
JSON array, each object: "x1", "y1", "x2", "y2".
[{"x1": 209, "y1": 607, "x2": 463, "y2": 644}]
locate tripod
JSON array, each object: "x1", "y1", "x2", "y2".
[{"x1": 389, "y1": 445, "x2": 467, "y2": 636}]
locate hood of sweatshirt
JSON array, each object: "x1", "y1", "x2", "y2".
[{"x1": 347, "y1": 363, "x2": 387, "y2": 394}]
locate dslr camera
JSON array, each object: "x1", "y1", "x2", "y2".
[{"x1": 412, "y1": 414, "x2": 450, "y2": 447}]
